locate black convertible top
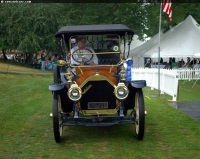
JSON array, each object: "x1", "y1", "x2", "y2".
[{"x1": 55, "y1": 24, "x2": 134, "y2": 37}]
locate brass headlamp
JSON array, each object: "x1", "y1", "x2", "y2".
[
  {"x1": 114, "y1": 83, "x2": 129, "y2": 100},
  {"x1": 68, "y1": 84, "x2": 82, "y2": 101}
]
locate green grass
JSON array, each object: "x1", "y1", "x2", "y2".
[
  {"x1": 177, "y1": 80, "x2": 200, "y2": 101},
  {"x1": 0, "y1": 65, "x2": 200, "y2": 159},
  {"x1": 0, "y1": 61, "x2": 52, "y2": 74},
  {"x1": 143, "y1": 81, "x2": 200, "y2": 102}
]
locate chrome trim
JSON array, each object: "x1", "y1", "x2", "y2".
[
  {"x1": 68, "y1": 84, "x2": 82, "y2": 101},
  {"x1": 114, "y1": 83, "x2": 129, "y2": 100}
]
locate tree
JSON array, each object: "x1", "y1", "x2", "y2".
[
  {"x1": 1, "y1": 3, "x2": 199, "y2": 57},
  {"x1": 0, "y1": 4, "x2": 63, "y2": 54},
  {"x1": 144, "y1": 3, "x2": 200, "y2": 38}
]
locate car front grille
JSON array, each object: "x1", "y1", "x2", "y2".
[{"x1": 80, "y1": 80, "x2": 116, "y2": 110}]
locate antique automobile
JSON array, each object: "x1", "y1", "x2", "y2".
[{"x1": 49, "y1": 24, "x2": 146, "y2": 143}]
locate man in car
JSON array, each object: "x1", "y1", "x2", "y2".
[{"x1": 70, "y1": 36, "x2": 98, "y2": 65}]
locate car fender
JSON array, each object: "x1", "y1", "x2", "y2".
[
  {"x1": 49, "y1": 83, "x2": 65, "y2": 91},
  {"x1": 130, "y1": 80, "x2": 146, "y2": 88}
]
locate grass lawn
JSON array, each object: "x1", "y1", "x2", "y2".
[
  {"x1": 143, "y1": 79, "x2": 200, "y2": 102},
  {"x1": 0, "y1": 61, "x2": 52, "y2": 74},
  {"x1": 0, "y1": 64, "x2": 200, "y2": 159},
  {"x1": 177, "y1": 80, "x2": 200, "y2": 101}
]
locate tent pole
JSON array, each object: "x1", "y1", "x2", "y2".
[{"x1": 158, "y1": 1, "x2": 162, "y2": 96}]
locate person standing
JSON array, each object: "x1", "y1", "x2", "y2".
[
  {"x1": 172, "y1": 57, "x2": 177, "y2": 68},
  {"x1": 41, "y1": 52, "x2": 46, "y2": 71},
  {"x1": 32, "y1": 54, "x2": 37, "y2": 68}
]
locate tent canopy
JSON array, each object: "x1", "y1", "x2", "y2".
[
  {"x1": 194, "y1": 53, "x2": 200, "y2": 58},
  {"x1": 130, "y1": 15, "x2": 200, "y2": 58}
]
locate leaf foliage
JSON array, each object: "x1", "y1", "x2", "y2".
[{"x1": 1, "y1": 3, "x2": 199, "y2": 53}]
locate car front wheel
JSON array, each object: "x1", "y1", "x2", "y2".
[
  {"x1": 134, "y1": 88, "x2": 145, "y2": 140},
  {"x1": 52, "y1": 92, "x2": 63, "y2": 143}
]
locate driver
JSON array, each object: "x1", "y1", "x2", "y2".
[{"x1": 71, "y1": 36, "x2": 98, "y2": 65}]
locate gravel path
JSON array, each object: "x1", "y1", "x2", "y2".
[{"x1": 168, "y1": 101, "x2": 200, "y2": 123}]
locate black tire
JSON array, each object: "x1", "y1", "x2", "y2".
[
  {"x1": 53, "y1": 65, "x2": 61, "y2": 84},
  {"x1": 134, "y1": 88, "x2": 145, "y2": 140},
  {"x1": 52, "y1": 92, "x2": 63, "y2": 143}
]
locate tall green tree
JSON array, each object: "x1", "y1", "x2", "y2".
[
  {"x1": 0, "y1": 3, "x2": 199, "y2": 57},
  {"x1": 0, "y1": 4, "x2": 63, "y2": 54}
]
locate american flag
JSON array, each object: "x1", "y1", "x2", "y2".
[{"x1": 163, "y1": 0, "x2": 172, "y2": 21}]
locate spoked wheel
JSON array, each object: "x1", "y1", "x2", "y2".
[
  {"x1": 53, "y1": 64, "x2": 61, "y2": 84},
  {"x1": 134, "y1": 88, "x2": 145, "y2": 140},
  {"x1": 52, "y1": 92, "x2": 63, "y2": 143}
]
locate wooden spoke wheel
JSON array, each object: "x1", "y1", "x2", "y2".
[
  {"x1": 134, "y1": 88, "x2": 145, "y2": 140},
  {"x1": 52, "y1": 92, "x2": 63, "y2": 143}
]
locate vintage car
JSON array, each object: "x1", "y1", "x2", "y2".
[{"x1": 49, "y1": 24, "x2": 146, "y2": 143}]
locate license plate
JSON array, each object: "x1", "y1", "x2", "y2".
[{"x1": 88, "y1": 102, "x2": 108, "y2": 109}]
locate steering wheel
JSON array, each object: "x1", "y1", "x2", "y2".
[{"x1": 72, "y1": 49, "x2": 94, "y2": 65}]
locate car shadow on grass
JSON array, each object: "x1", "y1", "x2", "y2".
[{"x1": 58, "y1": 125, "x2": 139, "y2": 144}]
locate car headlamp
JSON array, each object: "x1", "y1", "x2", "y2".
[
  {"x1": 71, "y1": 89, "x2": 79, "y2": 97},
  {"x1": 114, "y1": 83, "x2": 129, "y2": 100},
  {"x1": 68, "y1": 84, "x2": 82, "y2": 101},
  {"x1": 117, "y1": 87, "x2": 126, "y2": 95}
]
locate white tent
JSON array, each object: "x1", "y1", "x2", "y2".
[
  {"x1": 121, "y1": 35, "x2": 145, "y2": 53},
  {"x1": 130, "y1": 15, "x2": 200, "y2": 59},
  {"x1": 194, "y1": 53, "x2": 200, "y2": 58}
]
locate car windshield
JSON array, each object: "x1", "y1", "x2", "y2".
[{"x1": 69, "y1": 34, "x2": 121, "y2": 66}]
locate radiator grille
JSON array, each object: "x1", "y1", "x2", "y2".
[{"x1": 80, "y1": 80, "x2": 116, "y2": 110}]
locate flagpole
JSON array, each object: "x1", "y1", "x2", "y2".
[{"x1": 158, "y1": 1, "x2": 162, "y2": 96}]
